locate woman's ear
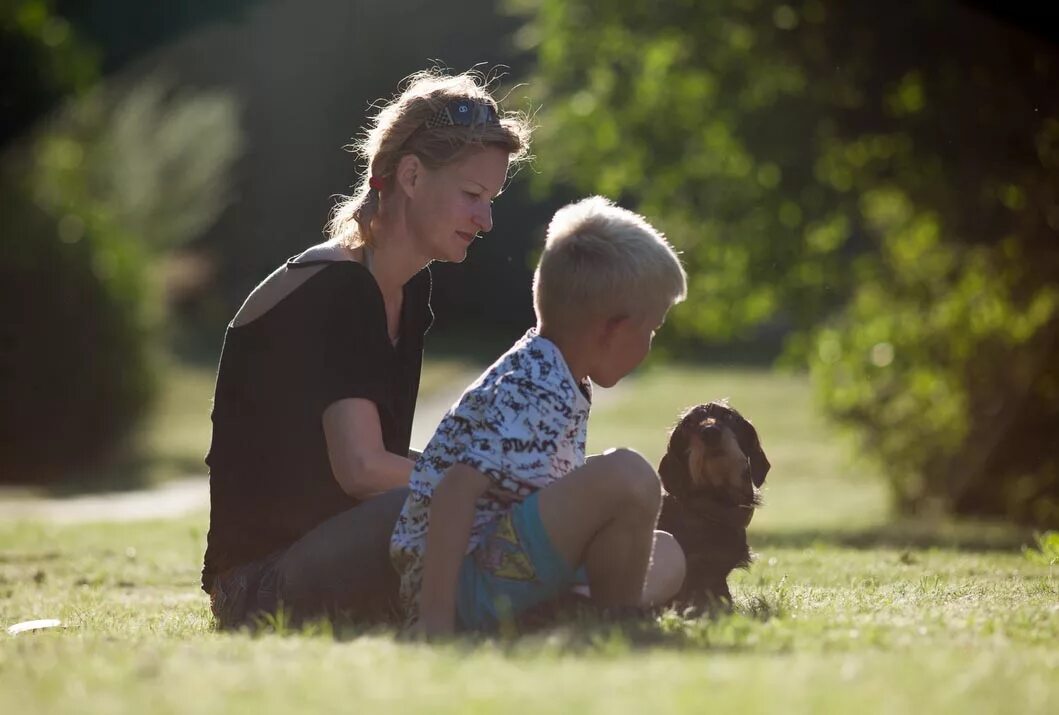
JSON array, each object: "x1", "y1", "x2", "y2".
[{"x1": 395, "y1": 154, "x2": 422, "y2": 198}]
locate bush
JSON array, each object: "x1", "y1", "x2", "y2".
[
  {"x1": 0, "y1": 176, "x2": 156, "y2": 483},
  {"x1": 0, "y1": 78, "x2": 240, "y2": 484},
  {"x1": 810, "y1": 212, "x2": 1059, "y2": 527},
  {"x1": 1, "y1": 6, "x2": 240, "y2": 485}
]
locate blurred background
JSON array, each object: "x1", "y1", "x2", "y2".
[{"x1": 1, "y1": 0, "x2": 1056, "y2": 530}]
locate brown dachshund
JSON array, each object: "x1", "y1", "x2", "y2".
[{"x1": 657, "y1": 401, "x2": 770, "y2": 610}]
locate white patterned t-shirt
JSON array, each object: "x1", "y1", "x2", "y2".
[{"x1": 389, "y1": 328, "x2": 592, "y2": 621}]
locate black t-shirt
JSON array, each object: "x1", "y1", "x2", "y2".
[{"x1": 201, "y1": 259, "x2": 432, "y2": 593}]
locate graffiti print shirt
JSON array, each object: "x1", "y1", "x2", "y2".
[{"x1": 390, "y1": 328, "x2": 592, "y2": 621}]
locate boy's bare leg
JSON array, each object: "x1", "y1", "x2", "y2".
[
  {"x1": 643, "y1": 531, "x2": 686, "y2": 605},
  {"x1": 536, "y1": 449, "x2": 664, "y2": 607},
  {"x1": 571, "y1": 531, "x2": 687, "y2": 606}
]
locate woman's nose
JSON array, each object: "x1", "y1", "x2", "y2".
[{"x1": 473, "y1": 202, "x2": 493, "y2": 233}]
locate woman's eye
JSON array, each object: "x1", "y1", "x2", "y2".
[{"x1": 464, "y1": 191, "x2": 480, "y2": 200}]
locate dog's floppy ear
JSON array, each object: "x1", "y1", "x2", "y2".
[
  {"x1": 659, "y1": 406, "x2": 706, "y2": 498},
  {"x1": 726, "y1": 409, "x2": 770, "y2": 488},
  {"x1": 658, "y1": 428, "x2": 691, "y2": 499}
]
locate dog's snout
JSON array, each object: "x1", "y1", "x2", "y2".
[{"x1": 696, "y1": 419, "x2": 725, "y2": 447}]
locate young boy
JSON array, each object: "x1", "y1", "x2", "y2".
[{"x1": 390, "y1": 196, "x2": 688, "y2": 636}]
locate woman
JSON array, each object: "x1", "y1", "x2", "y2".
[{"x1": 202, "y1": 69, "x2": 532, "y2": 628}]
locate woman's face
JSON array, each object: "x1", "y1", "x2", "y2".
[{"x1": 405, "y1": 145, "x2": 510, "y2": 263}]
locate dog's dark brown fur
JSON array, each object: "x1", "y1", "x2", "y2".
[{"x1": 657, "y1": 401, "x2": 770, "y2": 610}]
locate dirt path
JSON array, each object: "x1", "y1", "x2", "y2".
[
  {"x1": 0, "y1": 477, "x2": 212, "y2": 524},
  {"x1": 0, "y1": 379, "x2": 628, "y2": 524}
]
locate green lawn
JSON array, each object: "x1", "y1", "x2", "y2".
[{"x1": 1, "y1": 362, "x2": 1057, "y2": 714}]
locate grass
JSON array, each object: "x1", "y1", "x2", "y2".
[{"x1": 2, "y1": 361, "x2": 1057, "y2": 714}]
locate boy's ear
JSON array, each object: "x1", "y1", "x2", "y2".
[
  {"x1": 395, "y1": 154, "x2": 422, "y2": 197},
  {"x1": 601, "y1": 314, "x2": 630, "y2": 337},
  {"x1": 594, "y1": 314, "x2": 628, "y2": 350}
]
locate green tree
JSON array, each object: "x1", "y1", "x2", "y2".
[{"x1": 513, "y1": 0, "x2": 1059, "y2": 525}]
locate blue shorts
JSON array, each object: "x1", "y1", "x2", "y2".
[{"x1": 455, "y1": 491, "x2": 586, "y2": 631}]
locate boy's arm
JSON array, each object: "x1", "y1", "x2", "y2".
[{"x1": 418, "y1": 462, "x2": 491, "y2": 637}]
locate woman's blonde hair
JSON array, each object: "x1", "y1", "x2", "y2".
[
  {"x1": 534, "y1": 196, "x2": 688, "y2": 337},
  {"x1": 326, "y1": 69, "x2": 533, "y2": 248}
]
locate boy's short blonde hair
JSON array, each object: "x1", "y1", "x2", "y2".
[{"x1": 533, "y1": 196, "x2": 687, "y2": 336}]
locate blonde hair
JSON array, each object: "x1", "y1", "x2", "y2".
[
  {"x1": 533, "y1": 196, "x2": 688, "y2": 336},
  {"x1": 327, "y1": 69, "x2": 532, "y2": 248}
]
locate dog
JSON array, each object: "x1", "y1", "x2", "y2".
[{"x1": 657, "y1": 401, "x2": 770, "y2": 610}]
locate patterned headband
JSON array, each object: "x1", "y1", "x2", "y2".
[{"x1": 424, "y1": 98, "x2": 500, "y2": 130}]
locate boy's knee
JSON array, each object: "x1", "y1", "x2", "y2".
[
  {"x1": 648, "y1": 531, "x2": 686, "y2": 604},
  {"x1": 601, "y1": 448, "x2": 662, "y2": 514}
]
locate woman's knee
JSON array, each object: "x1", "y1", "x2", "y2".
[{"x1": 273, "y1": 488, "x2": 409, "y2": 600}]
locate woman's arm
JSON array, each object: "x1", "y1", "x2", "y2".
[
  {"x1": 417, "y1": 463, "x2": 491, "y2": 637},
  {"x1": 323, "y1": 398, "x2": 415, "y2": 499}
]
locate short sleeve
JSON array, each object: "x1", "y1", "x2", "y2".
[
  {"x1": 311, "y1": 265, "x2": 393, "y2": 413},
  {"x1": 457, "y1": 374, "x2": 572, "y2": 498}
]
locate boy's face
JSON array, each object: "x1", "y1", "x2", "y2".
[{"x1": 589, "y1": 305, "x2": 670, "y2": 388}]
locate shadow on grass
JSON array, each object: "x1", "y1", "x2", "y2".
[
  {"x1": 753, "y1": 518, "x2": 1037, "y2": 553},
  {"x1": 233, "y1": 594, "x2": 789, "y2": 655}
]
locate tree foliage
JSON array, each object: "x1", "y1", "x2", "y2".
[
  {"x1": 514, "y1": 0, "x2": 1059, "y2": 524},
  {"x1": 0, "y1": 0, "x2": 98, "y2": 146}
]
